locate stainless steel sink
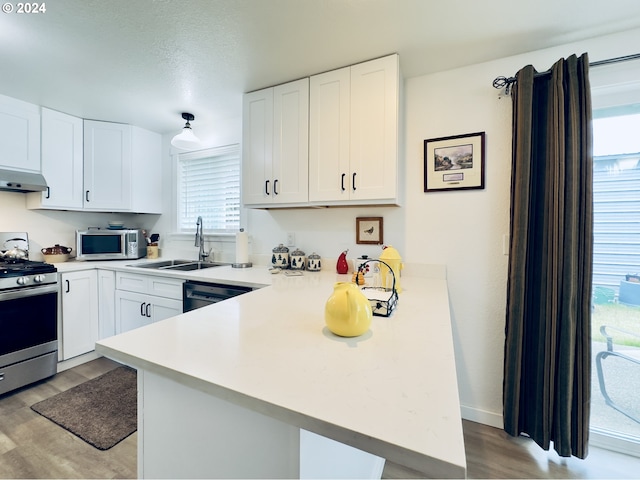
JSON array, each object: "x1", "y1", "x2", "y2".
[
  {"x1": 131, "y1": 259, "x2": 193, "y2": 269},
  {"x1": 165, "y1": 261, "x2": 229, "y2": 271},
  {"x1": 130, "y1": 259, "x2": 229, "y2": 270}
]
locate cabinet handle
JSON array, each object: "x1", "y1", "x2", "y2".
[
  {"x1": 341, "y1": 173, "x2": 346, "y2": 191},
  {"x1": 85, "y1": 190, "x2": 90, "y2": 202},
  {"x1": 45, "y1": 187, "x2": 50, "y2": 199},
  {"x1": 146, "y1": 303, "x2": 151, "y2": 318},
  {"x1": 352, "y1": 172, "x2": 357, "y2": 191},
  {"x1": 265, "y1": 180, "x2": 270, "y2": 195},
  {"x1": 140, "y1": 302, "x2": 146, "y2": 316},
  {"x1": 273, "y1": 179, "x2": 279, "y2": 195},
  {"x1": 65, "y1": 279, "x2": 70, "y2": 293}
]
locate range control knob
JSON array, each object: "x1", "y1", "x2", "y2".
[
  {"x1": 17, "y1": 276, "x2": 30, "y2": 285},
  {"x1": 34, "y1": 275, "x2": 46, "y2": 283}
]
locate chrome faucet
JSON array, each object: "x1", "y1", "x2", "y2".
[{"x1": 195, "y1": 216, "x2": 209, "y2": 262}]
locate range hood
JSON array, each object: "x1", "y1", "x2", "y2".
[{"x1": 0, "y1": 168, "x2": 48, "y2": 193}]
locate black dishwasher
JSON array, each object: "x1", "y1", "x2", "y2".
[{"x1": 183, "y1": 281, "x2": 253, "y2": 312}]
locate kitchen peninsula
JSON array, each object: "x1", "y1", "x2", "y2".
[{"x1": 96, "y1": 264, "x2": 466, "y2": 479}]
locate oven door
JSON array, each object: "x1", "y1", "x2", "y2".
[{"x1": 0, "y1": 284, "x2": 58, "y2": 361}]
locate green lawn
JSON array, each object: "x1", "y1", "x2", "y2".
[{"x1": 592, "y1": 302, "x2": 640, "y2": 347}]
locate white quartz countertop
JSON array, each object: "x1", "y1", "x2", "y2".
[
  {"x1": 53, "y1": 258, "x2": 274, "y2": 289},
  {"x1": 96, "y1": 265, "x2": 466, "y2": 477}
]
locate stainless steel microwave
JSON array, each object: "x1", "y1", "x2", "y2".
[{"x1": 76, "y1": 229, "x2": 147, "y2": 261}]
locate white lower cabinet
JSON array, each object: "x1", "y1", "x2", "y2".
[
  {"x1": 115, "y1": 272, "x2": 183, "y2": 334},
  {"x1": 60, "y1": 270, "x2": 99, "y2": 360}
]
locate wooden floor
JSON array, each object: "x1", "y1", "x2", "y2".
[
  {"x1": 0, "y1": 357, "x2": 136, "y2": 479},
  {"x1": 1, "y1": 357, "x2": 639, "y2": 479}
]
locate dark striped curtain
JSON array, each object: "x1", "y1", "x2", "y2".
[{"x1": 503, "y1": 53, "x2": 593, "y2": 459}]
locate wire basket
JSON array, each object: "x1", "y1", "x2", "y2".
[{"x1": 357, "y1": 259, "x2": 398, "y2": 317}]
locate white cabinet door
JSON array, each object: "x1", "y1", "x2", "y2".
[
  {"x1": 83, "y1": 120, "x2": 132, "y2": 211},
  {"x1": 242, "y1": 88, "x2": 274, "y2": 205},
  {"x1": 97, "y1": 269, "x2": 116, "y2": 340},
  {"x1": 309, "y1": 67, "x2": 350, "y2": 202},
  {"x1": 115, "y1": 290, "x2": 155, "y2": 334},
  {"x1": 349, "y1": 54, "x2": 399, "y2": 202},
  {"x1": 272, "y1": 78, "x2": 309, "y2": 204},
  {"x1": 60, "y1": 270, "x2": 99, "y2": 360},
  {"x1": 27, "y1": 108, "x2": 84, "y2": 209},
  {"x1": 242, "y1": 78, "x2": 309, "y2": 206},
  {"x1": 149, "y1": 296, "x2": 183, "y2": 323},
  {"x1": 0, "y1": 94, "x2": 40, "y2": 172}
]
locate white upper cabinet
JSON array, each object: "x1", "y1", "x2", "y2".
[
  {"x1": 83, "y1": 120, "x2": 132, "y2": 211},
  {"x1": 83, "y1": 120, "x2": 161, "y2": 213},
  {"x1": 242, "y1": 88, "x2": 273, "y2": 205},
  {"x1": 242, "y1": 78, "x2": 309, "y2": 207},
  {"x1": 309, "y1": 54, "x2": 399, "y2": 205},
  {"x1": 0, "y1": 94, "x2": 41, "y2": 172},
  {"x1": 309, "y1": 67, "x2": 351, "y2": 202},
  {"x1": 28, "y1": 116, "x2": 161, "y2": 213},
  {"x1": 349, "y1": 55, "x2": 399, "y2": 202},
  {"x1": 27, "y1": 108, "x2": 84, "y2": 209}
]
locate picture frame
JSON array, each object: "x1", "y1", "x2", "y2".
[
  {"x1": 356, "y1": 217, "x2": 383, "y2": 245},
  {"x1": 424, "y1": 132, "x2": 485, "y2": 192}
]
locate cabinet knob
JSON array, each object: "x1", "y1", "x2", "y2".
[
  {"x1": 352, "y1": 172, "x2": 357, "y2": 191},
  {"x1": 265, "y1": 180, "x2": 270, "y2": 196},
  {"x1": 341, "y1": 173, "x2": 346, "y2": 192},
  {"x1": 273, "y1": 179, "x2": 279, "y2": 195},
  {"x1": 140, "y1": 302, "x2": 146, "y2": 316}
]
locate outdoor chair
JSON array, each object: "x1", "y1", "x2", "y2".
[{"x1": 595, "y1": 325, "x2": 640, "y2": 424}]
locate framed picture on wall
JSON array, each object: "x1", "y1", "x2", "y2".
[
  {"x1": 424, "y1": 131, "x2": 485, "y2": 192},
  {"x1": 356, "y1": 217, "x2": 383, "y2": 245}
]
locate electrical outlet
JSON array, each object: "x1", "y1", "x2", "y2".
[{"x1": 287, "y1": 232, "x2": 295, "y2": 246}]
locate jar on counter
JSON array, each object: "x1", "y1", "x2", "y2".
[
  {"x1": 306, "y1": 252, "x2": 322, "y2": 272},
  {"x1": 290, "y1": 248, "x2": 306, "y2": 270},
  {"x1": 271, "y1": 244, "x2": 290, "y2": 268}
]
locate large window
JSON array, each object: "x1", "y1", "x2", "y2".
[{"x1": 176, "y1": 145, "x2": 240, "y2": 233}]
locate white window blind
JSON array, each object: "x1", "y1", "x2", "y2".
[{"x1": 177, "y1": 145, "x2": 240, "y2": 233}]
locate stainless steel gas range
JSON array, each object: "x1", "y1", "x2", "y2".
[{"x1": 0, "y1": 232, "x2": 58, "y2": 396}]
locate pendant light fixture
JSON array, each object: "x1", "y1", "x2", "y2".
[{"x1": 171, "y1": 112, "x2": 201, "y2": 150}]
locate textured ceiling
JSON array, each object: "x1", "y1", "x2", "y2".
[{"x1": 2, "y1": 0, "x2": 640, "y2": 143}]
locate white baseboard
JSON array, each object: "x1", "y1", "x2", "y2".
[{"x1": 460, "y1": 405, "x2": 503, "y2": 429}]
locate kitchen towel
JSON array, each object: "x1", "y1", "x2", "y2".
[{"x1": 235, "y1": 229, "x2": 249, "y2": 264}]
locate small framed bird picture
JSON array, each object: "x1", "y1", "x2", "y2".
[{"x1": 356, "y1": 217, "x2": 383, "y2": 245}]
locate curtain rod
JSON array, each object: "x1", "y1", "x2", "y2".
[{"x1": 492, "y1": 52, "x2": 640, "y2": 92}]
